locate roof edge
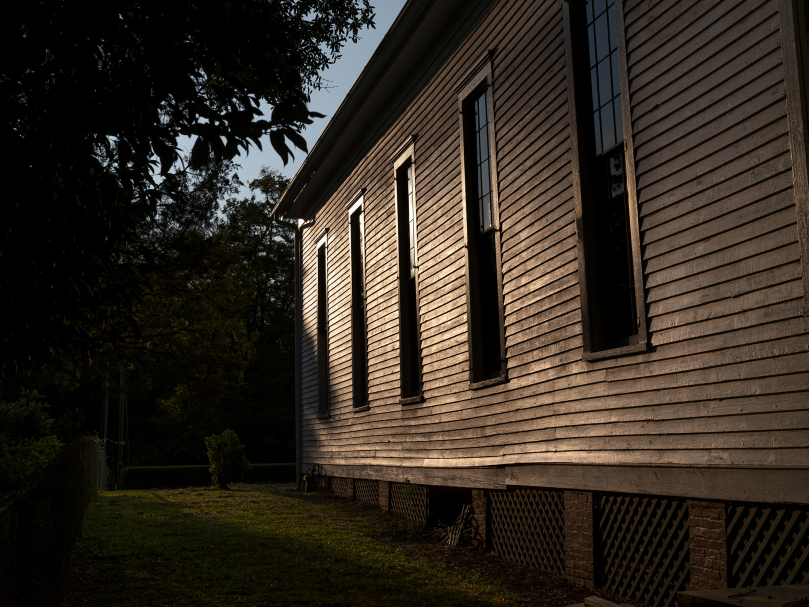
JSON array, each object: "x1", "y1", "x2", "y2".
[{"x1": 270, "y1": 0, "x2": 435, "y2": 220}]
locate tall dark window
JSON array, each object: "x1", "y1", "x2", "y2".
[
  {"x1": 564, "y1": 0, "x2": 647, "y2": 357},
  {"x1": 790, "y1": 0, "x2": 809, "y2": 316},
  {"x1": 585, "y1": 0, "x2": 637, "y2": 349},
  {"x1": 317, "y1": 239, "x2": 329, "y2": 416},
  {"x1": 349, "y1": 202, "x2": 368, "y2": 408},
  {"x1": 798, "y1": 0, "x2": 809, "y2": 123},
  {"x1": 459, "y1": 69, "x2": 506, "y2": 385},
  {"x1": 395, "y1": 153, "x2": 422, "y2": 401}
]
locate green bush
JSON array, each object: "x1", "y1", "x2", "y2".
[
  {"x1": 0, "y1": 391, "x2": 64, "y2": 501},
  {"x1": 118, "y1": 463, "x2": 295, "y2": 490},
  {"x1": 205, "y1": 429, "x2": 249, "y2": 489}
]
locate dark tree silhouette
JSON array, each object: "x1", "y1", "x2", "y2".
[{"x1": 1, "y1": 0, "x2": 374, "y2": 373}]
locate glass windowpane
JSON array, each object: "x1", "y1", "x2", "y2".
[
  {"x1": 594, "y1": 0, "x2": 606, "y2": 17},
  {"x1": 481, "y1": 159, "x2": 491, "y2": 198},
  {"x1": 481, "y1": 194, "x2": 492, "y2": 230},
  {"x1": 601, "y1": 100, "x2": 615, "y2": 151},
  {"x1": 471, "y1": 89, "x2": 494, "y2": 234},
  {"x1": 409, "y1": 166, "x2": 417, "y2": 278},
  {"x1": 614, "y1": 97, "x2": 623, "y2": 144},
  {"x1": 588, "y1": 25, "x2": 596, "y2": 67},
  {"x1": 590, "y1": 68, "x2": 599, "y2": 111},
  {"x1": 477, "y1": 168, "x2": 484, "y2": 208},
  {"x1": 595, "y1": 13, "x2": 609, "y2": 63},
  {"x1": 594, "y1": 111, "x2": 602, "y2": 155},
  {"x1": 586, "y1": 0, "x2": 593, "y2": 23},
  {"x1": 611, "y1": 51, "x2": 621, "y2": 98},
  {"x1": 598, "y1": 57, "x2": 612, "y2": 107},
  {"x1": 608, "y1": 4, "x2": 618, "y2": 51},
  {"x1": 609, "y1": 148, "x2": 625, "y2": 199},
  {"x1": 358, "y1": 212, "x2": 365, "y2": 264},
  {"x1": 482, "y1": 122, "x2": 490, "y2": 158}
]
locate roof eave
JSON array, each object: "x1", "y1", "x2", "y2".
[{"x1": 270, "y1": 0, "x2": 450, "y2": 221}]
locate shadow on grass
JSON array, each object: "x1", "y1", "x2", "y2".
[{"x1": 63, "y1": 486, "x2": 526, "y2": 607}]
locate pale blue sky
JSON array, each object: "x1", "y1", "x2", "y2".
[{"x1": 186, "y1": 2, "x2": 408, "y2": 197}]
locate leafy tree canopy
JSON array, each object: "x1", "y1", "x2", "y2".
[
  {"x1": 2, "y1": 0, "x2": 374, "y2": 374},
  {"x1": 1, "y1": 159, "x2": 297, "y2": 467},
  {"x1": 130, "y1": 165, "x2": 295, "y2": 465}
]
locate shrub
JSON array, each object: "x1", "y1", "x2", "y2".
[
  {"x1": 205, "y1": 429, "x2": 249, "y2": 489},
  {"x1": 118, "y1": 463, "x2": 295, "y2": 490},
  {"x1": 0, "y1": 391, "x2": 64, "y2": 501}
]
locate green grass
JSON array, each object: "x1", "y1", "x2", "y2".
[{"x1": 64, "y1": 485, "x2": 531, "y2": 606}]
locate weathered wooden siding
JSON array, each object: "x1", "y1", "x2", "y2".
[{"x1": 298, "y1": 0, "x2": 809, "y2": 476}]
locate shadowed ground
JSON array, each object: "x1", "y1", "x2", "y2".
[{"x1": 62, "y1": 485, "x2": 626, "y2": 606}]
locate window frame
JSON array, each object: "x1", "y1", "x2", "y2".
[
  {"x1": 347, "y1": 190, "x2": 370, "y2": 411},
  {"x1": 457, "y1": 58, "x2": 508, "y2": 389},
  {"x1": 316, "y1": 230, "x2": 330, "y2": 418},
  {"x1": 393, "y1": 138, "x2": 425, "y2": 405},
  {"x1": 563, "y1": 0, "x2": 649, "y2": 361}
]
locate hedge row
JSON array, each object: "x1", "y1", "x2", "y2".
[{"x1": 118, "y1": 463, "x2": 295, "y2": 490}]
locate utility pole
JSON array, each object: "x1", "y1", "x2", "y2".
[
  {"x1": 116, "y1": 365, "x2": 125, "y2": 490},
  {"x1": 103, "y1": 364, "x2": 109, "y2": 461},
  {"x1": 124, "y1": 371, "x2": 130, "y2": 468}
]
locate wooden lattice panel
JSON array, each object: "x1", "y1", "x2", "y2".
[
  {"x1": 355, "y1": 479, "x2": 379, "y2": 506},
  {"x1": 489, "y1": 489, "x2": 565, "y2": 573},
  {"x1": 390, "y1": 482, "x2": 428, "y2": 522},
  {"x1": 330, "y1": 477, "x2": 352, "y2": 499},
  {"x1": 728, "y1": 503, "x2": 809, "y2": 587},
  {"x1": 597, "y1": 495, "x2": 689, "y2": 607}
]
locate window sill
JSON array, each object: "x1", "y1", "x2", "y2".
[
  {"x1": 317, "y1": 412, "x2": 331, "y2": 420},
  {"x1": 353, "y1": 405, "x2": 370, "y2": 413},
  {"x1": 399, "y1": 394, "x2": 424, "y2": 406},
  {"x1": 470, "y1": 375, "x2": 508, "y2": 390},
  {"x1": 582, "y1": 340, "x2": 649, "y2": 362}
]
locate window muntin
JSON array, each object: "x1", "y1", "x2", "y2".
[
  {"x1": 316, "y1": 237, "x2": 329, "y2": 416},
  {"x1": 395, "y1": 149, "x2": 422, "y2": 401},
  {"x1": 349, "y1": 200, "x2": 368, "y2": 408}
]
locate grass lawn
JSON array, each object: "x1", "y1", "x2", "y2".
[{"x1": 62, "y1": 485, "x2": 538, "y2": 606}]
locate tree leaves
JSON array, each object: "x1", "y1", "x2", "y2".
[
  {"x1": 1, "y1": 0, "x2": 375, "y2": 373},
  {"x1": 190, "y1": 137, "x2": 210, "y2": 170}
]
